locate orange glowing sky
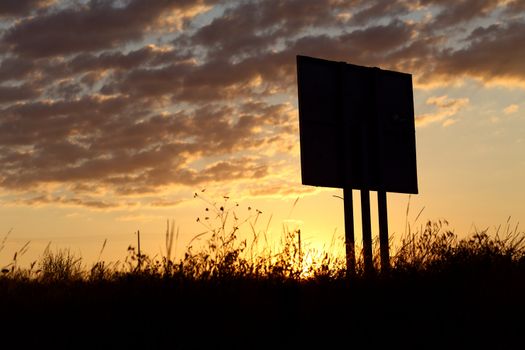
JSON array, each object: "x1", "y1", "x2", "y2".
[{"x1": 1, "y1": 0, "x2": 524, "y2": 267}]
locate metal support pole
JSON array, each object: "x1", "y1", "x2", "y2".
[
  {"x1": 378, "y1": 191, "x2": 389, "y2": 272},
  {"x1": 343, "y1": 187, "x2": 356, "y2": 277},
  {"x1": 361, "y1": 190, "x2": 373, "y2": 274},
  {"x1": 137, "y1": 230, "x2": 141, "y2": 270}
]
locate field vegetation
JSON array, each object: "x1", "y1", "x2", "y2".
[{"x1": 1, "y1": 195, "x2": 524, "y2": 348}]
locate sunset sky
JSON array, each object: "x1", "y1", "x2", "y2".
[{"x1": 1, "y1": 0, "x2": 524, "y2": 267}]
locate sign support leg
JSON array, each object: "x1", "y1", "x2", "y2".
[
  {"x1": 360, "y1": 190, "x2": 373, "y2": 274},
  {"x1": 378, "y1": 191, "x2": 389, "y2": 272},
  {"x1": 343, "y1": 187, "x2": 356, "y2": 277}
]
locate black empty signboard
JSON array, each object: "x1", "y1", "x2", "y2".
[{"x1": 296, "y1": 55, "x2": 418, "y2": 194}]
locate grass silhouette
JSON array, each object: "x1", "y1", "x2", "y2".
[{"x1": 0, "y1": 196, "x2": 524, "y2": 348}]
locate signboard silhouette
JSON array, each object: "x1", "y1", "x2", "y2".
[
  {"x1": 297, "y1": 55, "x2": 418, "y2": 194},
  {"x1": 296, "y1": 55, "x2": 419, "y2": 274}
]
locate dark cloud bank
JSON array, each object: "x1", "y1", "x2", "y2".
[{"x1": 0, "y1": 0, "x2": 523, "y2": 208}]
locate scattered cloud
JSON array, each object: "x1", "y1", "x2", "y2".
[
  {"x1": 503, "y1": 104, "x2": 519, "y2": 115},
  {"x1": 2, "y1": 0, "x2": 212, "y2": 58},
  {"x1": 416, "y1": 95, "x2": 470, "y2": 127},
  {"x1": 424, "y1": 0, "x2": 501, "y2": 29},
  {"x1": 0, "y1": 0, "x2": 53, "y2": 17},
  {"x1": 432, "y1": 21, "x2": 525, "y2": 84},
  {"x1": 15, "y1": 194, "x2": 120, "y2": 210},
  {"x1": 442, "y1": 119, "x2": 458, "y2": 127},
  {"x1": 0, "y1": 0, "x2": 523, "y2": 208}
]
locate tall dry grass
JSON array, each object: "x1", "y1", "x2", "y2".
[
  {"x1": 1, "y1": 194, "x2": 523, "y2": 283},
  {"x1": 0, "y1": 196, "x2": 523, "y2": 348}
]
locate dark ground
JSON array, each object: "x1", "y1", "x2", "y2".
[{"x1": 1, "y1": 265, "x2": 523, "y2": 350}]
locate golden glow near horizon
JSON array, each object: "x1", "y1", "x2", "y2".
[{"x1": 1, "y1": 1, "x2": 524, "y2": 268}]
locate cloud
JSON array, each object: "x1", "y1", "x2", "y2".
[
  {"x1": 2, "y1": 0, "x2": 211, "y2": 58},
  {"x1": 503, "y1": 104, "x2": 519, "y2": 115},
  {"x1": 416, "y1": 95, "x2": 470, "y2": 127},
  {"x1": 0, "y1": 84, "x2": 39, "y2": 103},
  {"x1": 0, "y1": 96, "x2": 292, "y2": 196},
  {"x1": 422, "y1": 0, "x2": 501, "y2": 29},
  {"x1": 350, "y1": 1, "x2": 410, "y2": 25},
  {"x1": 441, "y1": 118, "x2": 458, "y2": 127},
  {"x1": 0, "y1": 57, "x2": 35, "y2": 82},
  {"x1": 149, "y1": 198, "x2": 184, "y2": 207},
  {"x1": 432, "y1": 21, "x2": 525, "y2": 84},
  {"x1": 190, "y1": 0, "x2": 360, "y2": 59},
  {"x1": 502, "y1": 0, "x2": 525, "y2": 15},
  {"x1": 0, "y1": 0, "x2": 52, "y2": 17},
  {"x1": 18, "y1": 194, "x2": 119, "y2": 209},
  {"x1": 0, "y1": 0, "x2": 524, "y2": 208}
]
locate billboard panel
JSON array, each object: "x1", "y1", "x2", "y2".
[
  {"x1": 296, "y1": 55, "x2": 418, "y2": 194},
  {"x1": 296, "y1": 56, "x2": 343, "y2": 188}
]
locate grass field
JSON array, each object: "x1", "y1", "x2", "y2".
[{"x1": 1, "y1": 203, "x2": 524, "y2": 348}]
